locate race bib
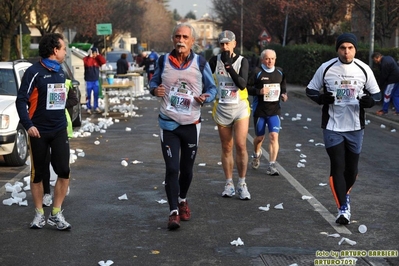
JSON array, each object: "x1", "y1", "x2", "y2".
[
  {"x1": 333, "y1": 80, "x2": 359, "y2": 105},
  {"x1": 166, "y1": 83, "x2": 194, "y2": 115},
  {"x1": 262, "y1": 83, "x2": 281, "y2": 102},
  {"x1": 46, "y1": 83, "x2": 66, "y2": 110},
  {"x1": 219, "y1": 82, "x2": 238, "y2": 104}
]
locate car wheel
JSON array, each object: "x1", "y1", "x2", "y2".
[{"x1": 4, "y1": 123, "x2": 28, "y2": 166}]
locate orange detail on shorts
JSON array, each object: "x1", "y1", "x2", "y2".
[
  {"x1": 29, "y1": 87, "x2": 39, "y2": 119},
  {"x1": 329, "y1": 176, "x2": 340, "y2": 208}
]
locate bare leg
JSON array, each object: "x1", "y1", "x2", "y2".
[
  {"x1": 234, "y1": 118, "x2": 249, "y2": 178},
  {"x1": 31, "y1": 182, "x2": 44, "y2": 209},
  {"x1": 53, "y1": 178, "x2": 69, "y2": 208},
  {"x1": 268, "y1": 132, "x2": 279, "y2": 162},
  {"x1": 218, "y1": 125, "x2": 234, "y2": 180}
]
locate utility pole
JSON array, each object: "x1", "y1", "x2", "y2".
[
  {"x1": 240, "y1": 0, "x2": 243, "y2": 54},
  {"x1": 369, "y1": 0, "x2": 375, "y2": 67}
]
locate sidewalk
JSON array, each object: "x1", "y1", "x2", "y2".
[{"x1": 287, "y1": 83, "x2": 399, "y2": 126}]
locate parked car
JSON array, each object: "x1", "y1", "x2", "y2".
[
  {"x1": 0, "y1": 60, "x2": 81, "y2": 166},
  {"x1": 105, "y1": 50, "x2": 134, "y2": 74},
  {"x1": 0, "y1": 60, "x2": 31, "y2": 166}
]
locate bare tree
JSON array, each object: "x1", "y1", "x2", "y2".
[
  {"x1": 211, "y1": 0, "x2": 352, "y2": 50},
  {"x1": 137, "y1": 0, "x2": 174, "y2": 52},
  {"x1": 354, "y1": 0, "x2": 399, "y2": 47},
  {"x1": 0, "y1": 0, "x2": 37, "y2": 61},
  {"x1": 32, "y1": 0, "x2": 108, "y2": 37}
]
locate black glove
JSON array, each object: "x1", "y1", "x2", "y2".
[
  {"x1": 220, "y1": 51, "x2": 232, "y2": 68},
  {"x1": 318, "y1": 92, "x2": 335, "y2": 105},
  {"x1": 359, "y1": 95, "x2": 375, "y2": 108}
]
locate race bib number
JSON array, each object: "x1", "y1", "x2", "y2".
[
  {"x1": 333, "y1": 80, "x2": 359, "y2": 105},
  {"x1": 46, "y1": 83, "x2": 66, "y2": 110},
  {"x1": 166, "y1": 86, "x2": 194, "y2": 115},
  {"x1": 263, "y1": 83, "x2": 281, "y2": 102},
  {"x1": 219, "y1": 82, "x2": 238, "y2": 104}
]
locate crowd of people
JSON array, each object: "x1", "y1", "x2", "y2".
[{"x1": 17, "y1": 27, "x2": 384, "y2": 231}]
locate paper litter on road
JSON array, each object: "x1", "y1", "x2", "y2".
[
  {"x1": 157, "y1": 199, "x2": 167, "y2": 204},
  {"x1": 338, "y1": 237, "x2": 357, "y2": 246},
  {"x1": 258, "y1": 204, "x2": 270, "y2": 211},
  {"x1": 319, "y1": 183, "x2": 328, "y2": 186},
  {"x1": 328, "y1": 233, "x2": 341, "y2": 238},
  {"x1": 274, "y1": 203, "x2": 284, "y2": 210},
  {"x1": 118, "y1": 194, "x2": 128, "y2": 200},
  {"x1": 297, "y1": 162, "x2": 305, "y2": 168},
  {"x1": 198, "y1": 163, "x2": 206, "y2": 166},
  {"x1": 131, "y1": 160, "x2": 143, "y2": 164},
  {"x1": 121, "y1": 160, "x2": 128, "y2": 167},
  {"x1": 18, "y1": 200, "x2": 28, "y2": 206},
  {"x1": 230, "y1": 237, "x2": 244, "y2": 246},
  {"x1": 153, "y1": 134, "x2": 159, "y2": 137},
  {"x1": 98, "y1": 260, "x2": 114, "y2": 266},
  {"x1": 301, "y1": 195, "x2": 312, "y2": 200}
]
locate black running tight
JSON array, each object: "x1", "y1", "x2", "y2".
[
  {"x1": 326, "y1": 141, "x2": 359, "y2": 207},
  {"x1": 160, "y1": 123, "x2": 200, "y2": 212}
]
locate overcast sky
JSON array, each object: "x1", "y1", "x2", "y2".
[{"x1": 167, "y1": 0, "x2": 213, "y2": 18}]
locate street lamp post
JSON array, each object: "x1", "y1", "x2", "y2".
[{"x1": 240, "y1": 0, "x2": 243, "y2": 54}]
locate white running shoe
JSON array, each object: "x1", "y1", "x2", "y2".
[
  {"x1": 47, "y1": 210, "x2": 71, "y2": 230},
  {"x1": 222, "y1": 182, "x2": 235, "y2": 197},
  {"x1": 42, "y1": 194, "x2": 52, "y2": 207},
  {"x1": 237, "y1": 183, "x2": 251, "y2": 200},
  {"x1": 335, "y1": 204, "x2": 351, "y2": 225},
  {"x1": 30, "y1": 209, "x2": 46, "y2": 229},
  {"x1": 251, "y1": 150, "x2": 262, "y2": 169},
  {"x1": 266, "y1": 163, "x2": 280, "y2": 176}
]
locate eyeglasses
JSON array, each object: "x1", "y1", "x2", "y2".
[{"x1": 174, "y1": 35, "x2": 190, "y2": 40}]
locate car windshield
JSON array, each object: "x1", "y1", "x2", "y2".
[
  {"x1": 106, "y1": 52, "x2": 134, "y2": 62},
  {"x1": 0, "y1": 69, "x2": 18, "y2": 96}
]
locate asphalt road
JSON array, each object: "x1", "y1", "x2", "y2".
[{"x1": 1, "y1": 85, "x2": 398, "y2": 266}]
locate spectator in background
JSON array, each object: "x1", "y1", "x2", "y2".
[
  {"x1": 116, "y1": 53, "x2": 130, "y2": 75},
  {"x1": 139, "y1": 51, "x2": 149, "y2": 85},
  {"x1": 147, "y1": 52, "x2": 157, "y2": 81},
  {"x1": 150, "y1": 49, "x2": 159, "y2": 61},
  {"x1": 83, "y1": 47, "x2": 106, "y2": 114},
  {"x1": 371, "y1": 52, "x2": 399, "y2": 115}
]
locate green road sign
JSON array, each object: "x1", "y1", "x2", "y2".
[{"x1": 96, "y1": 24, "x2": 112, "y2": 35}]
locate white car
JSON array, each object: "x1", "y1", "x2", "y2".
[{"x1": 0, "y1": 60, "x2": 32, "y2": 166}]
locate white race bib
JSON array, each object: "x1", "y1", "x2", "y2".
[
  {"x1": 166, "y1": 85, "x2": 194, "y2": 115},
  {"x1": 262, "y1": 83, "x2": 281, "y2": 102},
  {"x1": 333, "y1": 81, "x2": 359, "y2": 105},
  {"x1": 219, "y1": 82, "x2": 238, "y2": 104},
  {"x1": 46, "y1": 83, "x2": 66, "y2": 110}
]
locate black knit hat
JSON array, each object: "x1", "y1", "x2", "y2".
[{"x1": 336, "y1": 33, "x2": 357, "y2": 51}]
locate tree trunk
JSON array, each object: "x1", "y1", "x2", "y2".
[{"x1": 1, "y1": 35, "x2": 12, "y2": 61}]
